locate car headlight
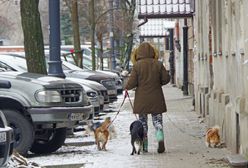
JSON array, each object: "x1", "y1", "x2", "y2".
[
  {"x1": 35, "y1": 90, "x2": 62, "y2": 103},
  {"x1": 87, "y1": 91, "x2": 97, "y2": 98}
]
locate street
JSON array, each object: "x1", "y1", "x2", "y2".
[{"x1": 28, "y1": 85, "x2": 230, "y2": 168}]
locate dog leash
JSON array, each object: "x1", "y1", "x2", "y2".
[
  {"x1": 111, "y1": 90, "x2": 138, "y2": 125},
  {"x1": 125, "y1": 90, "x2": 139, "y2": 120}
]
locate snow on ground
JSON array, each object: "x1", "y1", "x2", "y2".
[
  {"x1": 27, "y1": 94, "x2": 134, "y2": 168},
  {"x1": 26, "y1": 89, "x2": 230, "y2": 168}
]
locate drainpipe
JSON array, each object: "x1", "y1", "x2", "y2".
[
  {"x1": 140, "y1": 37, "x2": 144, "y2": 43},
  {"x1": 183, "y1": 19, "x2": 188, "y2": 95},
  {"x1": 138, "y1": 17, "x2": 148, "y2": 43},
  {"x1": 48, "y1": 0, "x2": 65, "y2": 78},
  {"x1": 168, "y1": 28, "x2": 175, "y2": 85},
  {"x1": 138, "y1": 17, "x2": 148, "y2": 27}
]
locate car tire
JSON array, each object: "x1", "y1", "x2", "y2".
[
  {"x1": 2, "y1": 109, "x2": 34, "y2": 155},
  {"x1": 30, "y1": 128, "x2": 67, "y2": 154}
]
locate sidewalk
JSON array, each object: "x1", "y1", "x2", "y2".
[
  {"x1": 29, "y1": 85, "x2": 231, "y2": 168},
  {"x1": 83, "y1": 85, "x2": 230, "y2": 168}
]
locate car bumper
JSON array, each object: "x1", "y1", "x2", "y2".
[
  {"x1": 109, "y1": 95, "x2": 118, "y2": 102},
  {"x1": 89, "y1": 97, "x2": 100, "y2": 108},
  {"x1": 0, "y1": 127, "x2": 14, "y2": 167},
  {"x1": 89, "y1": 97, "x2": 101, "y2": 116},
  {"x1": 117, "y1": 88, "x2": 123, "y2": 94},
  {"x1": 108, "y1": 89, "x2": 118, "y2": 102},
  {"x1": 28, "y1": 105, "x2": 93, "y2": 125},
  {"x1": 116, "y1": 79, "x2": 123, "y2": 94}
]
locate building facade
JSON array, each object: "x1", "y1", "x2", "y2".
[{"x1": 194, "y1": 0, "x2": 248, "y2": 155}]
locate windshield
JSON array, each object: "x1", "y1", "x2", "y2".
[
  {"x1": 0, "y1": 55, "x2": 28, "y2": 72},
  {"x1": 0, "y1": 53, "x2": 91, "y2": 73},
  {"x1": 62, "y1": 61, "x2": 84, "y2": 71}
]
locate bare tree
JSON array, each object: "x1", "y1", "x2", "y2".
[
  {"x1": 89, "y1": 0, "x2": 96, "y2": 70},
  {"x1": 96, "y1": 20, "x2": 108, "y2": 70},
  {"x1": 20, "y1": 0, "x2": 47, "y2": 74},
  {"x1": 79, "y1": 0, "x2": 110, "y2": 71},
  {"x1": 0, "y1": 16, "x2": 13, "y2": 38},
  {"x1": 64, "y1": 0, "x2": 83, "y2": 68},
  {"x1": 62, "y1": 0, "x2": 136, "y2": 71},
  {"x1": 118, "y1": 0, "x2": 137, "y2": 71}
]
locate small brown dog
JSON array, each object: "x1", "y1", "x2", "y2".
[
  {"x1": 94, "y1": 117, "x2": 111, "y2": 151},
  {"x1": 205, "y1": 125, "x2": 220, "y2": 148}
]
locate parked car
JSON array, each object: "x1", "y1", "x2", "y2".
[
  {"x1": 0, "y1": 52, "x2": 118, "y2": 101},
  {"x1": 62, "y1": 61, "x2": 118, "y2": 102},
  {"x1": 68, "y1": 78, "x2": 109, "y2": 111},
  {"x1": 0, "y1": 71, "x2": 93, "y2": 155},
  {"x1": 95, "y1": 69, "x2": 123, "y2": 94},
  {"x1": 60, "y1": 48, "x2": 124, "y2": 94},
  {"x1": 80, "y1": 85, "x2": 99, "y2": 118},
  {"x1": 0, "y1": 54, "x2": 109, "y2": 115},
  {"x1": 0, "y1": 53, "x2": 117, "y2": 101},
  {"x1": 0, "y1": 107, "x2": 14, "y2": 167}
]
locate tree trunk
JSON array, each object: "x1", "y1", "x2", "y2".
[
  {"x1": 99, "y1": 34, "x2": 104, "y2": 70},
  {"x1": 121, "y1": 0, "x2": 136, "y2": 71},
  {"x1": 71, "y1": 0, "x2": 83, "y2": 68},
  {"x1": 96, "y1": 32, "x2": 104, "y2": 70},
  {"x1": 124, "y1": 33, "x2": 133, "y2": 71},
  {"x1": 20, "y1": 0, "x2": 47, "y2": 75},
  {"x1": 90, "y1": 0, "x2": 96, "y2": 71},
  {"x1": 100, "y1": 39, "x2": 104, "y2": 70}
]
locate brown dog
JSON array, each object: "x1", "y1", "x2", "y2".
[
  {"x1": 94, "y1": 117, "x2": 111, "y2": 151},
  {"x1": 205, "y1": 125, "x2": 220, "y2": 148}
]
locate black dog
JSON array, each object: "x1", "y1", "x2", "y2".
[{"x1": 130, "y1": 120, "x2": 144, "y2": 155}]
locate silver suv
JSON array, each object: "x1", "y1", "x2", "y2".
[{"x1": 0, "y1": 72, "x2": 93, "y2": 155}]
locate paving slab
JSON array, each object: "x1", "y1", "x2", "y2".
[{"x1": 28, "y1": 85, "x2": 231, "y2": 168}]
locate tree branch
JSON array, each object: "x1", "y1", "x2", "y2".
[{"x1": 95, "y1": 7, "x2": 121, "y2": 24}]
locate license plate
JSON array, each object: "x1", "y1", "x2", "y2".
[
  {"x1": 0, "y1": 132, "x2": 6, "y2": 143},
  {"x1": 107, "y1": 90, "x2": 117, "y2": 95},
  {"x1": 69, "y1": 113, "x2": 84, "y2": 121}
]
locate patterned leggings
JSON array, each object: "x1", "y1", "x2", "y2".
[{"x1": 139, "y1": 113, "x2": 163, "y2": 138}]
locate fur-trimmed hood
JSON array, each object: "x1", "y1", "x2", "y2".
[{"x1": 131, "y1": 42, "x2": 159, "y2": 64}]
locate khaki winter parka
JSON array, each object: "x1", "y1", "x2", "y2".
[{"x1": 125, "y1": 42, "x2": 170, "y2": 114}]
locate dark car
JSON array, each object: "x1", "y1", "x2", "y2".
[
  {"x1": 60, "y1": 49, "x2": 123, "y2": 94},
  {"x1": 61, "y1": 61, "x2": 117, "y2": 101}
]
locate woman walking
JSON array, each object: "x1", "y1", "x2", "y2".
[{"x1": 125, "y1": 42, "x2": 170, "y2": 153}]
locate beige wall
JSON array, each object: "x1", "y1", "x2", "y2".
[
  {"x1": 174, "y1": 18, "x2": 194, "y2": 95},
  {"x1": 194, "y1": 0, "x2": 248, "y2": 155}
]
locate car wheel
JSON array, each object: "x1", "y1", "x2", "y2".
[
  {"x1": 30, "y1": 128, "x2": 67, "y2": 154},
  {"x1": 2, "y1": 109, "x2": 34, "y2": 155}
]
